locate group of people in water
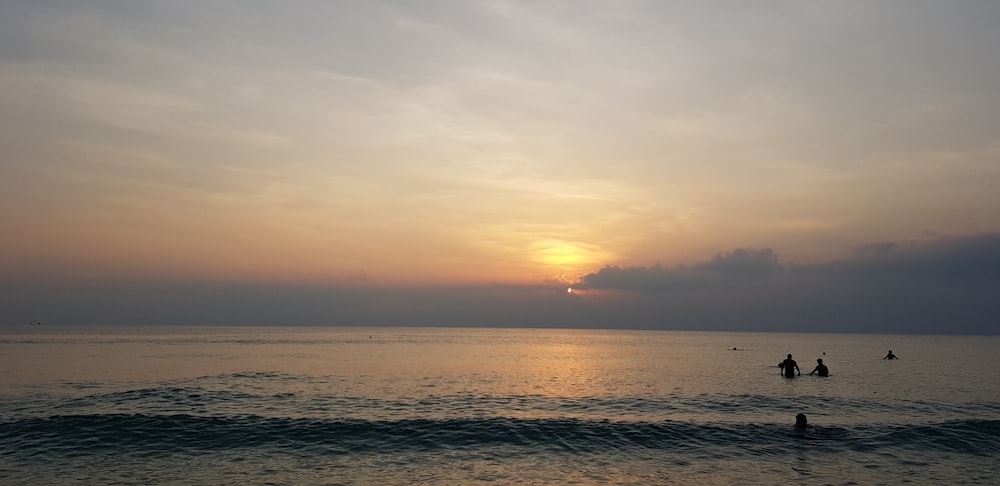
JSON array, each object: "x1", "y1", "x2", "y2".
[
  {"x1": 778, "y1": 350, "x2": 898, "y2": 378},
  {"x1": 779, "y1": 349, "x2": 898, "y2": 430},
  {"x1": 777, "y1": 354, "x2": 828, "y2": 377}
]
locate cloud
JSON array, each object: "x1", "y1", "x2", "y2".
[
  {"x1": 3, "y1": 234, "x2": 997, "y2": 334},
  {"x1": 801, "y1": 233, "x2": 1000, "y2": 285},
  {"x1": 569, "y1": 234, "x2": 1000, "y2": 334},
  {"x1": 1, "y1": 3, "x2": 999, "y2": 335},
  {"x1": 576, "y1": 248, "x2": 783, "y2": 291},
  {"x1": 580, "y1": 234, "x2": 999, "y2": 291}
]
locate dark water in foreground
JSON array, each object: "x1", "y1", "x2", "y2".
[{"x1": 1, "y1": 327, "x2": 998, "y2": 484}]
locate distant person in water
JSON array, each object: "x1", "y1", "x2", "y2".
[
  {"x1": 883, "y1": 350, "x2": 898, "y2": 360},
  {"x1": 809, "y1": 358, "x2": 829, "y2": 376},
  {"x1": 781, "y1": 354, "x2": 800, "y2": 377},
  {"x1": 794, "y1": 413, "x2": 813, "y2": 430}
]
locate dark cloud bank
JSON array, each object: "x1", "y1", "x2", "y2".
[{"x1": 3, "y1": 234, "x2": 999, "y2": 334}]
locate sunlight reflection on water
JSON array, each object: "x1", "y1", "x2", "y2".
[{"x1": 2, "y1": 327, "x2": 998, "y2": 484}]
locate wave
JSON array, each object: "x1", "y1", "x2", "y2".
[
  {"x1": 3, "y1": 413, "x2": 998, "y2": 461},
  {"x1": 12, "y1": 383, "x2": 999, "y2": 423}
]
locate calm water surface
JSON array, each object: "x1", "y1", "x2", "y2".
[{"x1": 1, "y1": 327, "x2": 998, "y2": 484}]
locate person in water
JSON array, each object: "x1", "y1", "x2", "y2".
[
  {"x1": 883, "y1": 350, "x2": 898, "y2": 360},
  {"x1": 809, "y1": 358, "x2": 829, "y2": 376},
  {"x1": 794, "y1": 413, "x2": 813, "y2": 430},
  {"x1": 781, "y1": 354, "x2": 800, "y2": 377}
]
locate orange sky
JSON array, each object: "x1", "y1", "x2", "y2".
[{"x1": 2, "y1": 2, "x2": 1000, "y2": 289}]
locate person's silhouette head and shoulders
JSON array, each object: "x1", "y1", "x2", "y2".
[{"x1": 794, "y1": 413, "x2": 814, "y2": 431}]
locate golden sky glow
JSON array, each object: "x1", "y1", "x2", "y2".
[{"x1": 2, "y1": 2, "x2": 999, "y2": 288}]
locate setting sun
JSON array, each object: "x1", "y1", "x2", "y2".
[{"x1": 530, "y1": 239, "x2": 611, "y2": 276}]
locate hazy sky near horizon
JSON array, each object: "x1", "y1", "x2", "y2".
[{"x1": 2, "y1": 2, "x2": 999, "y2": 332}]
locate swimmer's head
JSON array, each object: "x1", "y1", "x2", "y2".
[{"x1": 795, "y1": 413, "x2": 808, "y2": 426}]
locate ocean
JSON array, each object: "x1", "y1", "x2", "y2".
[{"x1": 1, "y1": 326, "x2": 998, "y2": 485}]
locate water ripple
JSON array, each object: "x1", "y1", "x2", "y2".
[{"x1": 3, "y1": 413, "x2": 997, "y2": 461}]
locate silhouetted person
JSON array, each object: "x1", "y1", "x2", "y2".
[
  {"x1": 794, "y1": 413, "x2": 813, "y2": 430},
  {"x1": 809, "y1": 358, "x2": 829, "y2": 376},
  {"x1": 883, "y1": 350, "x2": 898, "y2": 360},
  {"x1": 781, "y1": 354, "x2": 800, "y2": 377}
]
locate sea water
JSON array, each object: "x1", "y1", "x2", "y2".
[{"x1": 1, "y1": 326, "x2": 998, "y2": 485}]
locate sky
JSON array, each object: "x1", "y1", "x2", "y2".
[{"x1": 2, "y1": 1, "x2": 999, "y2": 333}]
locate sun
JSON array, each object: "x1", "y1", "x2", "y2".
[
  {"x1": 539, "y1": 246, "x2": 586, "y2": 266},
  {"x1": 526, "y1": 239, "x2": 612, "y2": 283},
  {"x1": 532, "y1": 240, "x2": 598, "y2": 267}
]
